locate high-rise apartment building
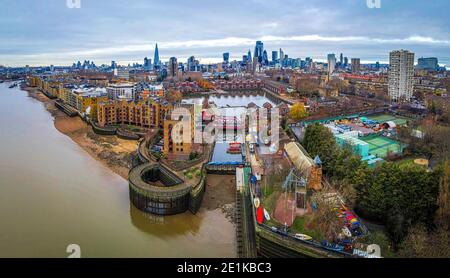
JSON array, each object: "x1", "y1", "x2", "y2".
[
  {"x1": 327, "y1": 54, "x2": 336, "y2": 75},
  {"x1": 351, "y1": 58, "x2": 361, "y2": 74},
  {"x1": 187, "y1": 56, "x2": 199, "y2": 72},
  {"x1": 388, "y1": 50, "x2": 415, "y2": 102},
  {"x1": 168, "y1": 57, "x2": 178, "y2": 78}
]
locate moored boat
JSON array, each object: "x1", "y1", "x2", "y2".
[{"x1": 294, "y1": 233, "x2": 313, "y2": 241}]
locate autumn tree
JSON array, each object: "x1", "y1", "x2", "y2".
[
  {"x1": 166, "y1": 89, "x2": 182, "y2": 103},
  {"x1": 288, "y1": 102, "x2": 308, "y2": 122}
]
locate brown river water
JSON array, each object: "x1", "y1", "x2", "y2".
[{"x1": 0, "y1": 83, "x2": 235, "y2": 258}]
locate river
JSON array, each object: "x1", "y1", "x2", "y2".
[{"x1": 0, "y1": 83, "x2": 235, "y2": 258}]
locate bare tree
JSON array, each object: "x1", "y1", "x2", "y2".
[{"x1": 306, "y1": 184, "x2": 344, "y2": 242}]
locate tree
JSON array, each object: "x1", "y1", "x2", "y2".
[
  {"x1": 355, "y1": 163, "x2": 440, "y2": 246},
  {"x1": 436, "y1": 160, "x2": 450, "y2": 227},
  {"x1": 302, "y1": 124, "x2": 339, "y2": 174},
  {"x1": 399, "y1": 224, "x2": 450, "y2": 258},
  {"x1": 166, "y1": 89, "x2": 182, "y2": 103},
  {"x1": 307, "y1": 185, "x2": 344, "y2": 242},
  {"x1": 296, "y1": 78, "x2": 320, "y2": 97},
  {"x1": 90, "y1": 105, "x2": 98, "y2": 122},
  {"x1": 288, "y1": 102, "x2": 308, "y2": 122}
]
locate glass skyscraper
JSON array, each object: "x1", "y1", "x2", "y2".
[
  {"x1": 223, "y1": 52, "x2": 230, "y2": 63},
  {"x1": 154, "y1": 43, "x2": 160, "y2": 67},
  {"x1": 254, "y1": 41, "x2": 264, "y2": 63},
  {"x1": 272, "y1": 51, "x2": 278, "y2": 63}
]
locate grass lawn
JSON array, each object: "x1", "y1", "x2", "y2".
[
  {"x1": 395, "y1": 156, "x2": 428, "y2": 168},
  {"x1": 291, "y1": 216, "x2": 323, "y2": 241}
]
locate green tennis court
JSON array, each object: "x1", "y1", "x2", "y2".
[
  {"x1": 361, "y1": 135, "x2": 403, "y2": 158},
  {"x1": 367, "y1": 114, "x2": 408, "y2": 126}
]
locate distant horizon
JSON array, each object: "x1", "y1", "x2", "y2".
[
  {"x1": 1, "y1": 0, "x2": 449, "y2": 68},
  {"x1": 2, "y1": 56, "x2": 448, "y2": 69}
]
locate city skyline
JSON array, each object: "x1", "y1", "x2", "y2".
[{"x1": 0, "y1": 0, "x2": 449, "y2": 67}]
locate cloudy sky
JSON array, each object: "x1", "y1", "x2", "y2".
[{"x1": 0, "y1": 0, "x2": 449, "y2": 66}]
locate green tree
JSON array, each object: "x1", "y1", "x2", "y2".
[
  {"x1": 302, "y1": 124, "x2": 339, "y2": 174},
  {"x1": 90, "y1": 105, "x2": 98, "y2": 121},
  {"x1": 355, "y1": 163, "x2": 440, "y2": 246}
]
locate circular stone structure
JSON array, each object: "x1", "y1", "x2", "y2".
[{"x1": 128, "y1": 162, "x2": 193, "y2": 215}]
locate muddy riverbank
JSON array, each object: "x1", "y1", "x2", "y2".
[{"x1": 26, "y1": 88, "x2": 137, "y2": 180}]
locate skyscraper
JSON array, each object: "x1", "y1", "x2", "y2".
[
  {"x1": 254, "y1": 41, "x2": 264, "y2": 63},
  {"x1": 247, "y1": 49, "x2": 252, "y2": 63},
  {"x1": 279, "y1": 48, "x2": 284, "y2": 63},
  {"x1": 168, "y1": 57, "x2": 178, "y2": 78},
  {"x1": 242, "y1": 55, "x2": 248, "y2": 63},
  {"x1": 154, "y1": 43, "x2": 160, "y2": 68},
  {"x1": 272, "y1": 51, "x2": 278, "y2": 63},
  {"x1": 223, "y1": 52, "x2": 230, "y2": 64},
  {"x1": 144, "y1": 57, "x2": 151, "y2": 71},
  {"x1": 327, "y1": 54, "x2": 336, "y2": 75},
  {"x1": 340, "y1": 53, "x2": 344, "y2": 66},
  {"x1": 262, "y1": 50, "x2": 269, "y2": 65},
  {"x1": 417, "y1": 57, "x2": 438, "y2": 71},
  {"x1": 351, "y1": 58, "x2": 361, "y2": 74},
  {"x1": 388, "y1": 50, "x2": 415, "y2": 102}
]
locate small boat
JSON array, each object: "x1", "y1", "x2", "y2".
[
  {"x1": 342, "y1": 227, "x2": 352, "y2": 237},
  {"x1": 256, "y1": 207, "x2": 263, "y2": 225},
  {"x1": 227, "y1": 143, "x2": 242, "y2": 154},
  {"x1": 254, "y1": 198, "x2": 260, "y2": 208},
  {"x1": 321, "y1": 240, "x2": 344, "y2": 252},
  {"x1": 263, "y1": 208, "x2": 271, "y2": 221},
  {"x1": 227, "y1": 149, "x2": 242, "y2": 154},
  {"x1": 294, "y1": 234, "x2": 313, "y2": 241}
]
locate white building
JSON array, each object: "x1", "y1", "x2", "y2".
[
  {"x1": 114, "y1": 68, "x2": 130, "y2": 80},
  {"x1": 107, "y1": 83, "x2": 136, "y2": 100},
  {"x1": 388, "y1": 50, "x2": 415, "y2": 102}
]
